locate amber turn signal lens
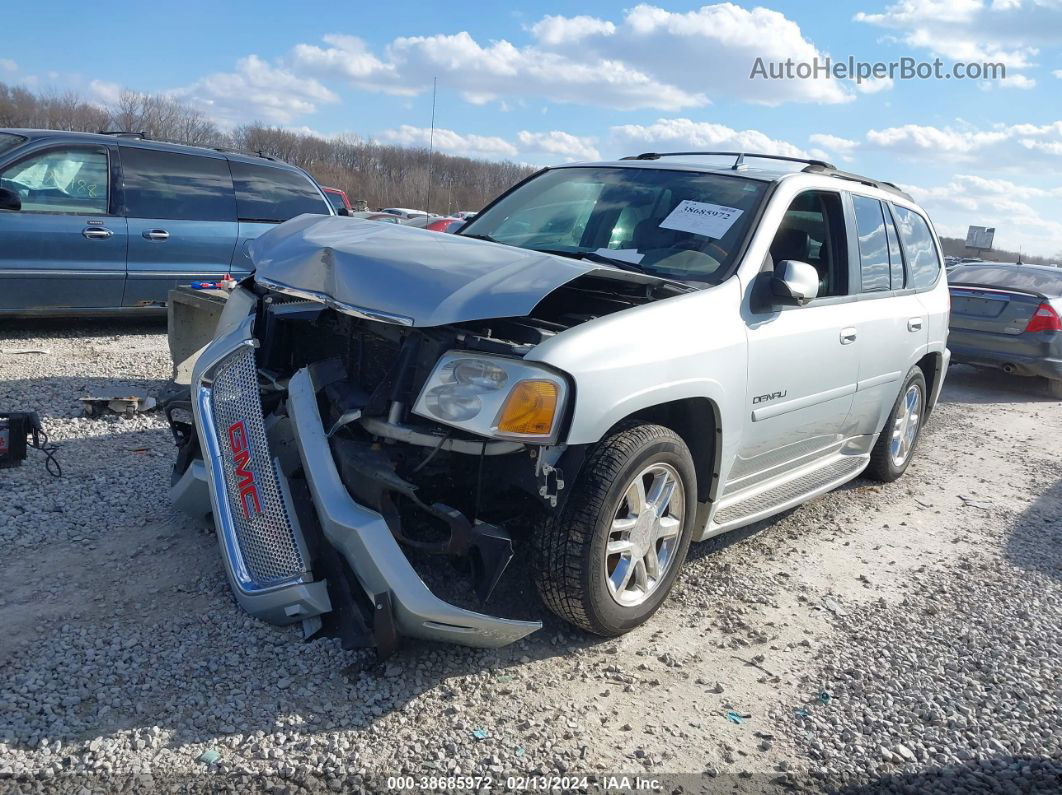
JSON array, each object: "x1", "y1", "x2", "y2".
[{"x1": 496, "y1": 380, "x2": 559, "y2": 436}]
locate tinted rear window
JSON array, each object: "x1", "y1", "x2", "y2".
[
  {"x1": 892, "y1": 206, "x2": 941, "y2": 289},
  {"x1": 121, "y1": 147, "x2": 235, "y2": 221},
  {"x1": 950, "y1": 265, "x2": 1062, "y2": 297},
  {"x1": 229, "y1": 161, "x2": 329, "y2": 223}
]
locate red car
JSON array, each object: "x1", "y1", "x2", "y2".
[
  {"x1": 322, "y1": 186, "x2": 352, "y2": 214},
  {"x1": 425, "y1": 216, "x2": 465, "y2": 233}
]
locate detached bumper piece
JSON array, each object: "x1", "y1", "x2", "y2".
[{"x1": 287, "y1": 365, "x2": 541, "y2": 649}]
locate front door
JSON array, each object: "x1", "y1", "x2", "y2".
[
  {"x1": 118, "y1": 146, "x2": 237, "y2": 306},
  {"x1": 731, "y1": 189, "x2": 861, "y2": 491},
  {"x1": 0, "y1": 144, "x2": 127, "y2": 311}
]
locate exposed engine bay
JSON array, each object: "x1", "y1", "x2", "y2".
[{"x1": 169, "y1": 264, "x2": 681, "y2": 655}]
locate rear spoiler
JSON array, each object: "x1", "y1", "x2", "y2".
[{"x1": 948, "y1": 283, "x2": 1050, "y2": 301}]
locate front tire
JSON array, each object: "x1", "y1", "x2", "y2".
[
  {"x1": 532, "y1": 422, "x2": 697, "y2": 636},
  {"x1": 865, "y1": 367, "x2": 927, "y2": 482}
]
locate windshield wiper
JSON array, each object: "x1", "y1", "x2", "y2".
[
  {"x1": 531, "y1": 248, "x2": 644, "y2": 272},
  {"x1": 460, "y1": 232, "x2": 500, "y2": 243}
]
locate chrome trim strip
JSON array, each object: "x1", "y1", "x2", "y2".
[
  {"x1": 751, "y1": 383, "x2": 857, "y2": 422},
  {"x1": 255, "y1": 275, "x2": 415, "y2": 327},
  {"x1": 0, "y1": 269, "x2": 125, "y2": 277}
]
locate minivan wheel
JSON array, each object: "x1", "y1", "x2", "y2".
[
  {"x1": 532, "y1": 422, "x2": 697, "y2": 636},
  {"x1": 865, "y1": 367, "x2": 927, "y2": 482}
]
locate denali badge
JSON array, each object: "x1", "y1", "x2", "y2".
[
  {"x1": 227, "y1": 421, "x2": 262, "y2": 519},
  {"x1": 752, "y1": 390, "x2": 787, "y2": 404}
]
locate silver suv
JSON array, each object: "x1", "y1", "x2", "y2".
[{"x1": 170, "y1": 152, "x2": 950, "y2": 653}]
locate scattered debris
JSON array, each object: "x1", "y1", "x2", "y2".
[
  {"x1": 818, "y1": 691, "x2": 831, "y2": 705},
  {"x1": 80, "y1": 395, "x2": 157, "y2": 418},
  {"x1": 724, "y1": 711, "x2": 744, "y2": 725},
  {"x1": 821, "y1": 597, "x2": 848, "y2": 616},
  {"x1": 471, "y1": 728, "x2": 490, "y2": 741},
  {"x1": 197, "y1": 748, "x2": 220, "y2": 765},
  {"x1": 0, "y1": 348, "x2": 49, "y2": 355}
]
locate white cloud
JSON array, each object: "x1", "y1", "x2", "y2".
[
  {"x1": 170, "y1": 55, "x2": 338, "y2": 126},
  {"x1": 88, "y1": 79, "x2": 123, "y2": 105},
  {"x1": 0, "y1": 59, "x2": 16, "y2": 74},
  {"x1": 1054, "y1": 69, "x2": 1062, "y2": 78},
  {"x1": 516, "y1": 130, "x2": 601, "y2": 161},
  {"x1": 529, "y1": 15, "x2": 616, "y2": 46},
  {"x1": 855, "y1": 76, "x2": 895, "y2": 94},
  {"x1": 902, "y1": 173, "x2": 1062, "y2": 255},
  {"x1": 865, "y1": 123, "x2": 1011, "y2": 154},
  {"x1": 855, "y1": 0, "x2": 1062, "y2": 79},
  {"x1": 998, "y1": 72, "x2": 1037, "y2": 88},
  {"x1": 609, "y1": 118, "x2": 809, "y2": 158},
  {"x1": 809, "y1": 133, "x2": 860, "y2": 161},
  {"x1": 288, "y1": 4, "x2": 851, "y2": 111},
  {"x1": 857, "y1": 120, "x2": 1062, "y2": 167},
  {"x1": 378, "y1": 125, "x2": 520, "y2": 159}
]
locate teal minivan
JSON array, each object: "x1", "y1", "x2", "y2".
[{"x1": 0, "y1": 129, "x2": 334, "y2": 316}]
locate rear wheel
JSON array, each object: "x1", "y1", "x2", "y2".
[
  {"x1": 532, "y1": 422, "x2": 697, "y2": 636},
  {"x1": 865, "y1": 367, "x2": 927, "y2": 482},
  {"x1": 1047, "y1": 379, "x2": 1062, "y2": 398}
]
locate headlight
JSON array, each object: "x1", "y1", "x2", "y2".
[{"x1": 413, "y1": 352, "x2": 568, "y2": 443}]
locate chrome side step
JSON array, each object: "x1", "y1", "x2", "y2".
[{"x1": 699, "y1": 454, "x2": 868, "y2": 540}]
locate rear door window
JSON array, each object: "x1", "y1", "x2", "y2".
[
  {"x1": 1, "y1": 147, "x2": 109, "y2": 214},
  {"x1": 121, "y1": 147, "x2": 236, "y2": 221},
  {"x1": 852, "y1": 195, "x2": 891, "y2": 293},
  {"x1": 229, "y1": 161, "x2": 330, "y2": 222},
  {"x1": 892, "y1": 206, "x2": 941, "y2": 290}
]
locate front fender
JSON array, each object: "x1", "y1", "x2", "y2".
[{"x1": 526, "y1": 279, "x2": 746, "y2": 477}]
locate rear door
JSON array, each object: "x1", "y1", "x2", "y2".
[
  {"x1": 119, "y1": 146, "x2": 238, "y2": 305},
  {"x1": 0, "y1": 143, "x2": 127, "y2": 310},
  {"x1": 844, "y1": 195, "x2": 929, "y2": 437},
  {"x1": 228, "y1": 161, "x2": 332, "y2": 275}
]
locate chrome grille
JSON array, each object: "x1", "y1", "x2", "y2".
[{"x1": 210, "y1": 345, "x2": 305, "y2": 586}]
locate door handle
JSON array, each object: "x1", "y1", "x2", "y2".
[
  {"x1": 907, "y1": 317, "x2": 924, "y2": 332},
  {"x1": 82, "y1": 227, "x2": 113, "y2": 239},
  {"x1": 142, "y1": 229, "x2": 170, "y2": 241},
  {"x1": 840, "y1": 327, "x2": 857, "y2": 345}
]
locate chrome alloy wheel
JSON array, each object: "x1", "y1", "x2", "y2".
[
  {"x1": 603, "y1": 463, "x2": 684, "y2": 608},
  {"x1": 890, "y1": 383, "x2": 924, "y2": 468}
]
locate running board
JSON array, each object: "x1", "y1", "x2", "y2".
[{"x1": 700, "y1": 454, "x2": 868, "y2": 539}]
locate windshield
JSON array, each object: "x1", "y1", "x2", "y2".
[
  {"x1": 325, "y1": 191, "x2": 346, "y2": 212},
  {"x1": 0, "y1": 133, "x2": 26, "y2": 158},
  {"x1": 459, "y1": 166, "x2": 768, "y2": 283}
]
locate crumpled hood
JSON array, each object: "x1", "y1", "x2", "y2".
[{"x1": 249, "y1": 214, "x2": 606, "y2": 327}]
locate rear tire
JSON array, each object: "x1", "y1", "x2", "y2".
[
  {"x1": 531, "y1": 422, "x2": 697, "y2": 636},
  {"x1": 1047, "y1": 378, "x2": 1062, "y2": 398},
  {"x1": 865, "y1": 367, "x2": 927, "y2": 482}
]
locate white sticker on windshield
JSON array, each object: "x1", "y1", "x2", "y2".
[{"x1": 659, "y1": 200, "x2": 743, "y2": 239}]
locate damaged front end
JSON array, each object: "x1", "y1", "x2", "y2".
[{"x1": 169, "y1": 217, "x2": 682, "y2": 654}]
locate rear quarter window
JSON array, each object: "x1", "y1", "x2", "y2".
[
  {"x1": 229, "y1": 161, "x2": 330, "y2": 223},
  {"x1": 892, "y1": 206, "x2": 941, "y2": 290},
  {"x1": 852, "y1": 195, "x2": 891, "y2": 292}
]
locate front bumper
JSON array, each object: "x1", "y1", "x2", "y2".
[{"x1": 183, "y1": 297, "x2": 540, "y2": 648}]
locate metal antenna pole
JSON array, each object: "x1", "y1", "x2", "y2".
[{"x1": 425, "y1": 77, "x2": 437, "y2": 218}]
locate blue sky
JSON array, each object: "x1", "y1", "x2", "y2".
[{"x1": 5, "y1": 0, "x2": 1062, "y2": 255}]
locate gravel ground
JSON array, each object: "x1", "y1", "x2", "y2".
[{"x1": 1, "y1": 319, "x2": 1060, "y2": 793}]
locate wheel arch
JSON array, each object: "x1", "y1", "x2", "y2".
[
  {"x1": 916, "y1": 350, "x2": 945, "y2": 414},
  {"x1": 619, "y1": 396, "x2": 722, "y2": 506}
]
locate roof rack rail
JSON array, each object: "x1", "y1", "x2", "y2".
[
  {"x1": 211, "y1": 147, "x2": 279, "y2": 161},
  {"x1": 620, "y1": 151, "x2": 835, "y2": 170},
  {"x1": 97, "y1": 130, "x2": 148, "y2": 139},
  {"x1": 800, "y1": 163, "x2": 912, "y2": 200}
]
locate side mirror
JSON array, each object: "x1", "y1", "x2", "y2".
[
  {"x1": 771, "y1": 259, "x2": 819, "y2": 305},
  {"x1": 336, "y1": 207, "x2": 353, "y2": 216},
  {"x1": 0, "y1": 187, "x2": 21, "y2": 212}
]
